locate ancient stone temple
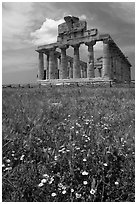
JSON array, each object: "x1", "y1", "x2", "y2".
[{"x1": 36, "y1": 16, "x2": 131, "y2": 84}]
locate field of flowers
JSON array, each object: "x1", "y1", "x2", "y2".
[{"x1": 2, "y1": 85, "x2": 135, "y2": 202}]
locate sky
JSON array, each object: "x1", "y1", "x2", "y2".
[{"x1": 2, "y1": 1, "x2": 135, "y2": 84}]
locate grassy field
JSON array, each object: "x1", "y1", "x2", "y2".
[{"x1": 2, "y1": 85, "x2": 135, "y2": 202}]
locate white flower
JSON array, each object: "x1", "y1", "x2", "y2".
[
  {"x1": 49, "y1": 177, "x2": 54, "y2": 184},
  {"x1": 51, "y1": 192, "x2": 56, "y2": 197},
  {"x1": 76, "y1": 193, "x2": 81, "y2": 198},
  {"x1": 71, "y1": 189, "x2": 74, "y2": 193},
  {"x1": 83, "y1": 180, "x2": 88, "y2": 185},
  {"x1": 5, "y1": 167, "x2": 12, "y2": 171},
  {"x1": 83, "y1": 158, "x2": 87, "y2": 162},
  {"x1": 82, "y1": 171, "x2": 89, "y2": 175},
  {"x1": 11, "y1": 154, "x2": 15, "y2": 156},
  {"x1": 2, "y1": 164, "x2": 5, "y2": 167},
  {"x1": 6, "y1": 159, "x2": 11, "y2": 163},
  {"x1": 38, "y1": 183, "x2": 44, "y2": 187},
  {"x1": 103, "y1": 163, "x2": 108, "y2": 166},
  {"x1": 41, "y1": 179, "x2": 47, "y2": 183},
  {"x1": 20, "y1": 155, "x2": 25, "y2": 160},
  {"x1": 90, "y1": 188, "x2": 96, "y2": 195},
  {"x1": 58, "y1": 183, "x2": 63, "y2": 188},
  {"x1": 43, "y1": 174, "x2": 49, "y2": 178},
  {"x1": 54, "y1": 156, "x2": 58, "y2": 160},
  {"x1": 115, "y1": 181, "x2": 119, "y2": 185},
  {"x1": 62, "y1": 190, "x2": 66, "y2": 194},
  {"x1": 76, "y1": 131, "x2": 79, "y2": 134}
]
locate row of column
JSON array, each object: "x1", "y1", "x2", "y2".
[
  {"x1": 106, "y1": 41, "x2": 131, "y2": 82},
  {"x1": 38, "y1": 40, "x2": 131, "y2": 82}
]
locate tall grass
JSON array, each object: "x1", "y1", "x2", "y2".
[{"x1": 2, "y1": 86, "x2": 135, "y2": 201}]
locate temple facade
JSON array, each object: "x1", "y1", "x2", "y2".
[{"x1": 36, "y1": 16, "x2": 131, "y2": 83}]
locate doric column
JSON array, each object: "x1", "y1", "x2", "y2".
[
  {"x1": 69, "y1": 61, "x2": 73, "y2": 78},
  {"x1": 102, "y1": 39, "x2": 111, "y2": 78},
  {"x1": 54, "y1": 53, "x2": 58, "y2": 79},
  {"x1": 81, "y1": 64, "x2": 84, "y2": 78},
  {"x1": 38, "y1": 52, "x2": 44, "y2": 80},
  {"x1": 84, "y1": 65, "x2": 87, "y2": 78},
  {"x1": 85, "y1": 41, "x2": 96, "y2": 78},
  {"x1": 59, "y1": 45, "x2": 69, "y2": 79},
  {"x1": 46, "y1": 54, "x2": 49, "y2": 80},
  {"x1": 49, "y1": 47, "x2": 56, "y2": 79},
  {"x1": 71, "y1": 43, "x2": 80, "y2": 78}
]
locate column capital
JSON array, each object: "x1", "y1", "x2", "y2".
[
  {"x1": 85, "y1": 40, "x2": 96, "y2": 47},
  {"x1": 71, "y1": 43, "x2": 80, "y2": 49},
  {"x1": 59, "y1": 44, "x2": 69, "y2": 50},
  {"x1": 103, "y1": 38, "x2": 112, "y2": 44}
]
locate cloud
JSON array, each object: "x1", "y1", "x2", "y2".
[
  {"x1": 30, "y1": 18, "x2": 64, "y2": 45},
  {"x1": 30, "y1": 14, "x2": 88, "y2": 46}
]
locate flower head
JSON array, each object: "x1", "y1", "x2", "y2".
[
  {"x1": 41, "y1": 179, "x2": 47, "y2": 183},
  {"x1": 51, "y1": 192, "x2": 56, "y2": 197},
  {"x1": 43, "y1": 174, "x2": 49, "y2": 178},
  {"x1": 115, "y1": 181, "x2": 119, "y2": 185},
  {"x1": 38, "y1": 183, "x2": 44, "y2": 187},
  {"x1": 90, "y1": 188, "x2": 96, "y2": 195},
  {"x1": 62, "y1": 190, "x2": 66, "y2": 194},
  {"x1": 83, "y1": 180, "x2": 88, "y2": 185},
  {"x1": 82, "y1": 171, "x2": 89, "y2": 175},
  {"x1": 76, "y1": 193, "x2": 81, "y2": 198},
  {"x1": 103, "y1": 163, "x2": 108, "y2": 167}
]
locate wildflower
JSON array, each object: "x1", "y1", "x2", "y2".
[
  {"x1": 20, "y1": 155, "x2": 25, "y2": 161},
  {"x1": 83, "y1": 180, "x2": 88, "y2": 185},
  {"x1": 82, "y1": 171, "x2": 89, "y2": 175},
  {"x1": 54, "y1": 155, "x2": 58, "y2": 160},
  {"x1": 70, "y1": 126, "x2": 74, "y2": 130},
  {"x1": 51, "y1": 192, "x2": 56, "y2": 197},
  {"x1": 11, "y1": 153, "x2": 15, "y2": 156},
  {"x1": 83, "y1": 158, "x2": 87, "y2": 162},
  {"x1": 38, "y1": 183, "x2": 44, "y2": 187},
  {"x1": 6, "y1": 159, "x2": 10, "y2": 163},
  {"x1": 76, "y1": 193, "x2": 81, "y2": 198},
  {"x1": 75, "y1": 147, "x2": 80, "y2": 150},
  {"x1": 90, "y1": 188, "x2": 96, "y2": 195},
  {"x1": 41, "y1": 179, "x2": 47, "y2": 183},
  {"x1": 76, "y1": 123, "x2": 81, "y2": 127},
  {"x1": 71, "y1": 189, "x2": 74, "y2": 193},
  {"x1": 2, "y1": 164, "x2": 5, "y2": 167},
  {"x1": 5, "y1": 167, "x2": 12, "y2": 171},
  {"x1": 76, "y1": 131, "x2": 79, "y2": 134},
  {"x1": 58, "y1": 183, "x2": 63, "y2": 188},
  {"x1": 62, "y1": 190, "x2": 66, "y2": 194},
  {"x1": 43, "y1": 174, "x2": 49, "y2": 178},
  {"x1": 103, "y1": 163, "x2": 108, "y2": 167},
  {"x1": 49, "y1": 177, "x2": 54, "y2": 184},
  {"x1": 115, "y1": 181, "x2": 119, "y2": 185}
]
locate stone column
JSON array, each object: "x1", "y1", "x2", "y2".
[
  {"x1": 85, "y1": 41, "x2": 96, "y2": 78},
  {"x1": 81, "y1": 65, "x2": 85, "y2": 78},
  {"x1": 38, "y1": 52, "x2": 44, "y2": 80},
  {"x1": 49, "y1": 47, "x2": 56, "y2": 79},
  {"x1": 58, "y1": 56, "x2": 61, "y2": 79},
  {"x1": 84, "y1": 65, "x2": 87, "y2": 78},
  {"x1": 72, "y1": 43, "x2": 80, "y2": 78},
  {"x1": 54, "y1": 53, "x2": 58, "y2": 79},
  {"x1": 102, "y1": 39, "x2": 110, "y2": 78},
  {"x1": 59, "y1": 45, "x2": 69, "y2": 79},
  {"x1": 46, "y1": 54, "x2": 49, "y2": 80},
  {"x1": 69, "y1": 61, "x2": 73, "y2": 78}
]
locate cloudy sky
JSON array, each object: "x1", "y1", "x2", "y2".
[{"x1": 2, "y1": 2, "x2": 135, "y2": 84}]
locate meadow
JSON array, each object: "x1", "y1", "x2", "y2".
[{"x1": 2, "y1": 85, "x2": 135, "y2": 202}]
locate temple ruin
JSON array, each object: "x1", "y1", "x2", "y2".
[{"x1": 36, "y1": 16, "x2": 131, "y2": 84}]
